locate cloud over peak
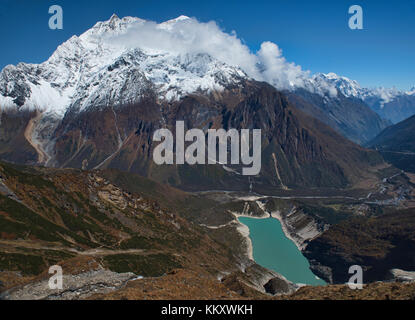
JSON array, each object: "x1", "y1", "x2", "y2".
[{"x1": 95, "y1": 15, "x2": 320, "y2": 92}]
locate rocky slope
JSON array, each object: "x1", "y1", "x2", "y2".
[
  {"x1": 278, "y1": 281, "x2": 415, "y2": 300},
  {"x1": 303, "y1": 207, "x2": 415, "y2": 284},
  {"x1": 1, "y1": 256, "x2": 139, "y2": 300}
]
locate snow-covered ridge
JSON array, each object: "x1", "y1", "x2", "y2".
[
  {"x1": 0, "y1": 14, "x2": 412, "y2": 118},
  {"x1": 407, "y1": 87, "x2": 415, "y2": 96},
  {"x1": 310, "y1": 72, "x2": 414, "y2": 107}
]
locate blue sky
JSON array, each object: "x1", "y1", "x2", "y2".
[{"x1": 0, "y1": 0, "x2": 414, "y2": 90}]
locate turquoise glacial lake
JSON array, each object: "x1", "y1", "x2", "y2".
[{"x1": 238, "y1": 217, "x2": 326, "y2": 286}]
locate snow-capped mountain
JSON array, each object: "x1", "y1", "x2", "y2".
[
  {"x1": 309, "y1": 73, "x2": 415, "y2": 123},
  {"x1": 0, "y1": 14, "x2": 247, "y2": 118},
  {"x1": 311, "y1": 72, "x2": 403, "y2": 103}
]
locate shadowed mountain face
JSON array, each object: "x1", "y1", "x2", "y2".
[
  {"x1": 367, "y1": 115, "x2": 415, "y2": 173},
  {"x1": 285, "y1": 88, "x2": 391, "y2": 145},
  {"x1": 0, "y1": 81, "x2": 384, "y2": 193}
]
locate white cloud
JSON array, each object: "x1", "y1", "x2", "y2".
[
  {"x1": 101, "y1": 16, "x2": 325, "y2": 92},
  {"x1": 256, "y1": 41, "x2": 310, "y2": 90},
  {"x1": 104, "y1": 17, "x2": 258, "y2": 78}
]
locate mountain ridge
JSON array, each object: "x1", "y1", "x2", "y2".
[
  {"x1": 367, "y1": 115, "x2": 415, "y2": 173},
  {"x1": 1, "y1": 15, "x2": 412, "y2": 122}
]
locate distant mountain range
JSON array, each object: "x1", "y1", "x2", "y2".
[{"x1": 311, "y1": 73, "x2": 415, "y2": 124}]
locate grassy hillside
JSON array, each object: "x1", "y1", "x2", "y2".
[{"x1": 0, "y1": 161, "x2": 238, "y2": 278}]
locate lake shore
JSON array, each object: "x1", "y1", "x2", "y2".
[
  {"x1": 230, "y1": 211, "x2": 270, "y2": 261},
  {"x1": 230, "y1": 209, "x2": 304, "y2": 263},
  {"x1": 270, "y1": 211, "x2": 304, "y2": 251}
]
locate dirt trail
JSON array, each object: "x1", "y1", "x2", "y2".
[
  {"x1": 0, "y1": 240, "x2": 156, "y2": 257},
  {"x1": 69, "y1": 248, "x2": 149, "y2": 256}
]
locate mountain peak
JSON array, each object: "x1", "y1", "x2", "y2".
[
  {"x1": 325, "y1": 72, "x2": 340, "y2": 80},
  {"x1": 109, "y1": 13, "x2": 120, "y2": 21},
  {"x1": 162, "y1": 15, "x2": 191, "y2": 24},
  {"x1": 106, "y1": 14, "x2": 121, "y2": 29},
  {"x1": 159, "y1": 15, "x2": 192, "y2": 30},
  {"x1": 174, "y1": 15, "x2": 191, "y2": 21}
]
